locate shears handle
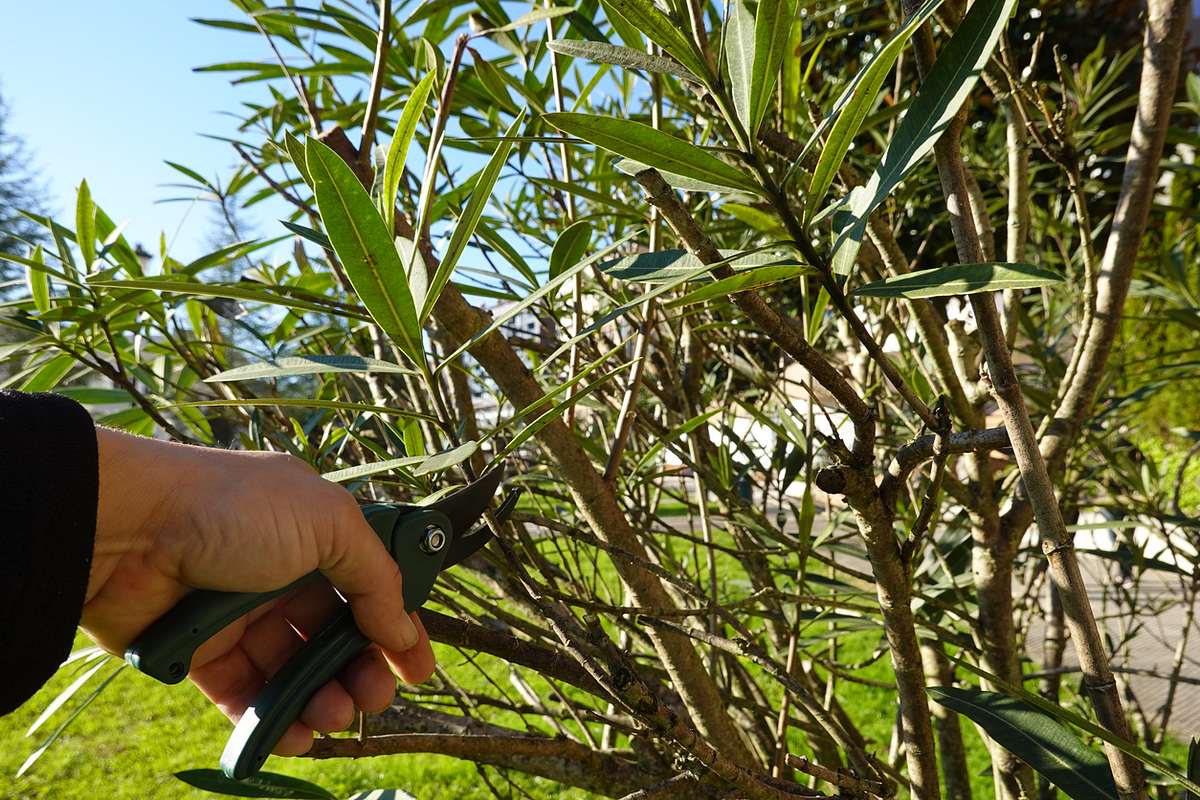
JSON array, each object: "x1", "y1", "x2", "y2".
[
  {"x1": 220, "y1": 505, "x2": 454, "y2": 779},
  {"x1": 220, "y1": 606, "x2": 367, "y2": 779},
  {"x1": 124, "y1": 504, "x2": 403, "y2": 685}
]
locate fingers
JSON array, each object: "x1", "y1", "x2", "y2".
[
  {"x1": 317, "y1": 496, "x2": 421, "y2": 655},
  {"x1": 339, "y1": 646, "x2": 397, "y2": 713},
  {"x1": 189, "y1": 643, "x2": 315, "y2": 756},
  {"x1": 380, "y1": 612, "x2": 437, "y2": 684}
]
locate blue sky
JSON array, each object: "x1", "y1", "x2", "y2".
[{"x1": 2, "y1": 3, "x2": 276, "y2": 261}]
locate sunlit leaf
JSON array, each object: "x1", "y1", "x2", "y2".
[
  {"x1": 805, "y1": 0, "x2": 944, "y2": 222},
  {"x1": 421, "y1": 110, "x2": 527, "y2": 323},
  {"x1": 75, "y1": 180, "x2": 96, "y2": 270},
  {"x1": 546, "y1": 40, "x2": 698, "y2": 82},
  {"x1": 206, "y1": 356, "x2": 416, "y2": 383},
  {"x1": 304, "y1": 137, "x2": 423, "y2": 362},
  {"x1": 549, "y1": 220, "x2": 593, "y2": 281},
  {"x1": 26, "y1": 245, "x2": 49, "y2": 312},
  {"x1": 668, "y1": 263, "x2": 811, "y2": 307},
  {"x1": 854, "y1": 262, "x2": 1061, "y2": 299},
  {"x1": 413, "y1": 440, "x2": 479, "y2": 476},
  {"x1": 545, "y1": 113, "x2": 759, "y2": 193},
  {"x1": 831, "y1": 0, "x2": 1017, "y2": 274},
  {"x1": 380, "y1": 72, "x2": 434, "y2": 231},
  {"x1": 599, "y1": 0, "x2": 709, "y2": 80}
]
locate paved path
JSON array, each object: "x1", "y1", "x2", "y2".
[{"x1": 1024, "y1": 554, "x2": 1200, "y2": 738}]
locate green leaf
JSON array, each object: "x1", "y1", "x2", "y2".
[
  {"x1": 805, "y1": 0, "x2": 944, "y2": 222},
  {"x1": 830, "y1": 0, "x2": 1017, "y2": 274},
  {"x1": 853, "y1": 262, "x2": 1061, "y2": 299},
  {"x1": 206, "y1": 356, "x2": 415, "y2": 383},
  {"x1": 55, "y1": 387, "x2": 134, "y2": 405},
  {"x1": 75, "y1": 181, "x2": 96, "y2": 270},
  {"x1": 668, "y1": 263, "x2": 810, "y2": 307},
  {"x1": 479, "y1": 5, "x2": 575, "y2": 33},
  {"x1": 175, "y1": 769, "x2": 336, "y2": 799},
  {"x1": 322, "y1": 456, "x2": 422, "y2": 483},
  {"x1": 26, "y1": 656, "x2": 109, "y2": 737},
  {"x1": 87, "y1": 277, "x2": 369, "y2": 320},
  {"x1": 725, "y1": 0, "x2": 754, "y2": 133},
  {"x1": 472, "y1": 58, "x2": 520, "y2": 115},
  {"x1": 549, "y1": 220, "x2": 593, "y2": 281},
  {"x1": 421, "y1": 110, "x2": 526, "y2": 322},
  {"x1": 26, "y1": 245, "x2": 49, "y2": 312},
  {"x1": 601, "y1": 248, "x2": 789, "y2": 281},
  {"x1": 21, "y1": 354, "x2": 75, "y2": 393},
  {"x1": 304, "y1": 137, "x2": 423, "y2": 362},
  {"x1": 599, "y1": 0, "x2": 709, "y2": 81},
  {"x1": 167, "y1": 398, "x2": 435, "y2": 421},
  {"x1": 544, "y1": 113, "x2": 758, "y2": 193},
  {"x1": 413, "y1": 440, "x2": 479, "y2": 476},
  {"x1": 546, "y1": 40, "x2": 698, "y2": 82},
  {"x1": 951, "y1": 658, "x2": 1200, "y2": 796},
  {"x1": 928, "y1": 687, "x2": 1118, "y2": 800},
  {"x1": 748, "y1": 0, "x2": 796, "y2": 135},
  {"x1": 284, "y1": 132, "x2": 312, "y2": 187},
  {"x1": 380, "y1": 71, "x2": 436, "y2": 231},
  {"x1": 614, "y1": 158, "x2": 751, "y2": 195}
]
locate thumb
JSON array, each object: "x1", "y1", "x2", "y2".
[{"x1": 317, "y1": 495, "x2": 421, "y2": 654}]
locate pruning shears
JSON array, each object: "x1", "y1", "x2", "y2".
[{"x1": 124, "y1": 471, "x2": 515, "y2": 781}]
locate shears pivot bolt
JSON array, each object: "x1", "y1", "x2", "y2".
[{"x1": 420, "y1": 524, "x2": 447, "y2": 554}]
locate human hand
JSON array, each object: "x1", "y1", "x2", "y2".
[{"x1": 82, "y1": 428, "x2": 435, "y2": 756}]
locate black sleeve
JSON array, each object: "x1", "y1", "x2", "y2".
[{"x1": 0, "y1": 390, "x2": 98, "y2": 715}]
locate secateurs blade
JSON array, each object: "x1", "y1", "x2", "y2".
[{"x1": 123, "y1": 470, "x2": 518, "y2": 780}]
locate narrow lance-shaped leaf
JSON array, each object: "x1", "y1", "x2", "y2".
[
  {"x1": 175, "y1": 769, "x2": 336, "y2": 799},
  {"x1": 26, "y1": 245, "x2": 49, "y2": 312},
  {"x1": 380, "y1": 71, "x2": 436, "y2": 232},
  {"x1": 854, "y1": 262, "x2": 1062, "y2": 299},
  {"x1": 725, "y1": 0, "x2": 755, "y2": 134},
  {"x1": 420, "y1": 109, "x2": 527, "y2": 324},
  {"x1": 75, "y1": 180, "x2": 96, "y2": 270},
  {"x1": 304, "y1": 137, "x2": 423, "y2": 363},
  {"x1": 804, "y1": 0, "x2": 945, "y2": 222},
  {"x1": 928, "y1": 687, "x2": 1118, "y2": 800},
  {"x1": 668, "y1": 263, "x2": 811, "y2": 307},
  {"x1": 544, "y1": 113, "x2": 760, "y2": 193},
  {"x1": 749, "y1": 0, "x2": 796, "y2": 135},
  {"x1": 599, "y1": 0, "x2": 710, "y2": 81},
  {"x1": 206, "y1": 355, "x2": 416, "y2": 383},
  {"x1": 549, "y1": 220, "x2": 593, "y2": 281},
  {"x1": 831, "y1": 0, "x2": 1017, "y2": 275},
  {"x1": 413, "y1": 440, "x2": 479, "y2": 476},
  {"x1": 546, "y1": 39, "x2": 698, "y2": 82},
  {"x1": 284, "y1": 132, "x2": 312, "y2": 187},
  {"x1": 479, "y1": 6, "x2": 575, "y2": 34}
]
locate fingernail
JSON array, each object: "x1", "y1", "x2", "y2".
[{"x1": 397, "y1": 612, "x2": 419, "y2": 649}]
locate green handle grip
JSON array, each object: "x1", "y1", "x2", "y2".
[
  {"x1": 124, "y1": 573, "x2": 321, "y2": 684},
  {"x1": 220, "y1": 507, "x2": 453, "y2": 779},
  {"x1": 220, "y1": 607, "x2": 368, "y2": 779},
  {"x1": 125, "y1": 504, "x2": 402, "y2": 685}
]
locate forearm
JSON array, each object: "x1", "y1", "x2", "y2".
[{"x1": 0, "y1": 390, "x2": 99, "y2": 714}]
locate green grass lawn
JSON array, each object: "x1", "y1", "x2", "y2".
[{"x1": 0, "y1": 635, "x2": 510, "y2": 800}]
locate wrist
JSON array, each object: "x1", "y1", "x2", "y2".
[{"x1": 89, "y1": 428, "x2": 171, "y2": 602}]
